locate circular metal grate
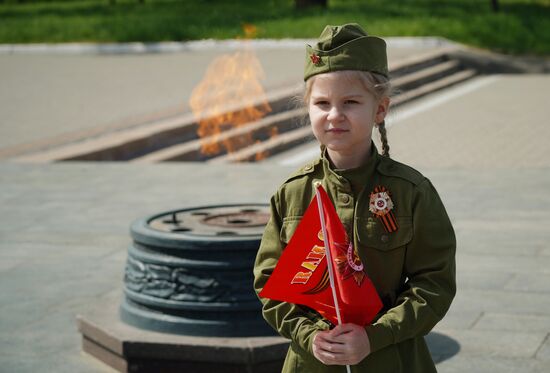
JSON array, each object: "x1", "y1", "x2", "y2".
[{"x1": 147, "y1": 204, "x2": 270, "y2": 237}]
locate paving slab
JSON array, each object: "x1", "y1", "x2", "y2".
[
  {"x1": 473, "y1": 313, "x2": 550, "y2": 333},
  {"x1": 457, "y1": 253, "x2": 550, "y2": 275},
  {"x1": 387, "y1": 74, "x2": 550, "y2": 169},
  {"x1": 504, "y1": 273, "x2": 550, "y2": 293},
  {"x1": 456, "y1": 270, "x2": 514, "y2": 292},
  {"x1": 450, "y1": 288, "x2": 550, "y2": 316},
  {"x1": 436, "y1": 308, "x2": 483, "y2": 331},
  {"x1": 436, "y1": 355, "x2": 550, "y2": 373},
  {"x1": 536, "y1": 335, "x2": 550, "y2": 361},
  {"x1": 432, "y1": 328, "x2": 547, "y2": 359}
]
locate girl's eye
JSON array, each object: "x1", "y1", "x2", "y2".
[
  {"x1": 345, "y1": 100, "x2": 359, "y2": 104},
  {"x1": 315, "y1": 100, "x2": 329, "y2": 106}
]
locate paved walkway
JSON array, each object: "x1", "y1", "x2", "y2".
[{"x1": 0, "y1": 40, "x2": 549, "y2": 372}]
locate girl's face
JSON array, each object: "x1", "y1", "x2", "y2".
[{"x1": 308, "y1": 72, "x2": 388, "y2": 166}]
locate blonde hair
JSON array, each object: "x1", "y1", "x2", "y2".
[{"x1": 302, "y1": 70, "x2": 392, "y2": 157}]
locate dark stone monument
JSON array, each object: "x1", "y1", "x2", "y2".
[{"x1": 78, "y1": 204, "x2": 289, "y2": 372}]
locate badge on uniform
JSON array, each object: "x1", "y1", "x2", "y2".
[{"x1": 369, "y1": 186, "x2": 398, "y2": 233}]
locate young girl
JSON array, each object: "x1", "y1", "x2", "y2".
[{"x1": 253, "y1": 23, "x2": 456, "y2": 372}]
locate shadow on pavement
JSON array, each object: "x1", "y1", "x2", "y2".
[{"x1": 426, "y1": 331, "x2": 461, "y2": 364}]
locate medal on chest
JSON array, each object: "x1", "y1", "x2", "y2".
[{"x1": 369, "y1": 186, "x2": 399, "y2": 233}]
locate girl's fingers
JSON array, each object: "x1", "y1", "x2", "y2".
[
  {"x1": 330, "y1": 323, "x2": 357, "y2": 335},
  {"x1": 317, "y1": 339, "x2": 346, "y2": 354},
  {"x1": 317, "y1": 350, "x2": 339, "y2": 364},
  {"x1": 315, "y1": 348, "x2": 351, "y2": 365},
  {"x1": 315, "y1": 324, "x2": 372, "y2": 365},
  {"x1": 328, "y1": 323, "x2": 363, "y2": 343},
  {"x1": 313, "y1": 331, "x2": 350, "y2": 365},
  {"x1": 313, "y1": 326, "x2": 372, "y2": 365},
  {"x1": 314, "y1": 331, "x2": 346, "y2": 353}
]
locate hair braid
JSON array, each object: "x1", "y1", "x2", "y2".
[{"x1": 378, "y1": 120, "x2": 390, "y2": 158}]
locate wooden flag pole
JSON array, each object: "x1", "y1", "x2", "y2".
[{"x1": 315, "y1": 184, "x2": 352, "y2": 373}]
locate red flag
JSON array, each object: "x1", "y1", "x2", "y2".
[{"x1": 260, "y1": 185, "x2": 383, "y2": 326}]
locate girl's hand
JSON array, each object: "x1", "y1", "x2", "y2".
[
  {"x1": 312, "y1": 329, "x2": 347, "y2": 365},
  {"x1": 312, "y1": 323, "x2": 371, "y2": 365}
]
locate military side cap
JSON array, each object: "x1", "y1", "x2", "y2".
[{"x1": 304, "y1": 23, "x2": 388, "y2": 81}]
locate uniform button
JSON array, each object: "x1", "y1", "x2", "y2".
[
  {"x1": 304, "y1": 164, "x2": 313, "y2": 171},
  {"x1": 340, "y1": 194, "x2": 350, "y2": 204},
  {"x1": 381, "y1": 234, "x2": 389, "y2": 243}
]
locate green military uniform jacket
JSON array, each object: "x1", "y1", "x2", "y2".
[{"x1": 253, "y1": 144, "x2": 456, "y2": 372}]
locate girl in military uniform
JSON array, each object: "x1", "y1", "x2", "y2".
[{"x1": 253, "y1": 23, "x2": 456, "y2": 372}]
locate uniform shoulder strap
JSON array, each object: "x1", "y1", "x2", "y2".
[
  {"x1": 282, "y1": 158, "x2": 321, "y2": 184},
  {"x1": 377, "y1": 156, "x2": 425, "y2": 186}
]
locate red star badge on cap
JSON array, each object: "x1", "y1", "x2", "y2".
[{"x1": 310, "y1": 53, "x2": 321, "y2": 65}]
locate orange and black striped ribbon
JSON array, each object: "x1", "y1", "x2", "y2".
[
  {"x1": 379, "y1": 209, "x2": 398, "y2": 233},
  {"x1": 373, "y1": 186, "x2": 399, "y2": 233}
]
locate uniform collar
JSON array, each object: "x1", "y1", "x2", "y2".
[{"x1": 320, "y1": 142, "x2": 380, "y2": 190}]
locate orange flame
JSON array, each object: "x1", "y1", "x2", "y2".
[
  {"x1": 255, "y1": 126, "x2": 279, "y2": 161},
  {"x1": 189, "y1": 25, "x2": 273, "y2": 159}
]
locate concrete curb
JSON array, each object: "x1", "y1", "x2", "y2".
[
  {"x1": 449, "y1": 45, "x2": 550, "y2": 74},
  {"x1": 0, "y1": 37, "x2": 456, "y2": 55}
]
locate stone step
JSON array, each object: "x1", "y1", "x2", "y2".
[
  {"x1": 15, "y1": 85, "x2": 302, "y2": 163},
  {"x1": 392, "y1": 68, "x2": 478, "y2": 106},
  {"x1": 138, "y1": 61, "x2": 474, "y2": 163},
  {"x1": 389, "y1": 46, "x2": 457, "y2": 78},
  {"x1": 132, "y1": 108, "x2": 306, "y2": 162},
  {"x1": 208, "y1": 126, "x2": 313, "y2": 163},
  {"x1": 215, "y1": 68, "x2": 478, "y2": 163},
  {"x1": 393, "y1": 59, "x2": 462, "y2": 91},
  {"x1": 14, "y1": 50, "x2": 474, "y2": 163}
]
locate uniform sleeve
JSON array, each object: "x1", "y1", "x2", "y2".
[
  {"x1": 365, "y1": 178, "x2": 456, "y2": 352},
  {"x1": 253, "y1": 192, "x2": 327, "y2": 354}
]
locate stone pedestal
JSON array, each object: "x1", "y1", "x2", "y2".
[{"x1": 77, "y1": 298, "x2": 289, "y2": 373}]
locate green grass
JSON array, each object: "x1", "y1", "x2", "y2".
[{"x1": 0, "y1": 0, "x2": 549, "y2": 55}]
